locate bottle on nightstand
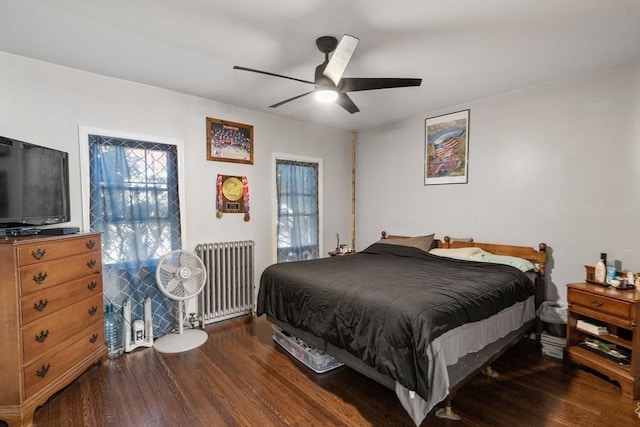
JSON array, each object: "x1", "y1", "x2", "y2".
[{"x1": 594, "y1": 257, "x2": 606, "y2": 283}]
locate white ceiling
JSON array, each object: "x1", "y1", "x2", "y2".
[{"x1": 1, "y1": 1, "x2": 639, "y2": 131}]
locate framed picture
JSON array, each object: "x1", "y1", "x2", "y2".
[
  {"x1": 206, "y1": 117, "x2": 254, "y2": 164},
  {"x1": 424, "y1": 109, "x2": 469, "y2": 185}
]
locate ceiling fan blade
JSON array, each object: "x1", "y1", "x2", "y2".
[
  {"x1": 336, "y1": 93, "x2": 360, "y2": 114},
  {"x1": 233, "y1": 65, "x2": 315, "y2": 85},
  {"x1": 340, "y1": 77, "x2": 422, "y2": 92},
  {"x1": 323, "y1": 34, "x2": 359, "y2": 86},
  {"x1": 269, "y1": 91, "x2": 314, "y2": 108}
]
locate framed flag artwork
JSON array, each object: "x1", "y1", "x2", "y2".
[{"x1": 424, "y1": 109, "x2": 469, "y2": 185}]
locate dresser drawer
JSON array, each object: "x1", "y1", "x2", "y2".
[
  {"x1": 19, "y1": 250, "x2": 102, "y2": 296},
  {"x1": 23, "y1": 321, "x2": 104, "y2": 400},
  {"x1": 16, "y1": 235, "x2": 101, "y2": 267},
  {"x1": 21, "y1": 276, "x2": 103, "y2": 324},
  {"x1": 568, "y1": 288, "x2": 632, "y2": 320},
  {"x1": 22, "y1": 293, "x2": 103, "y2": 362}
]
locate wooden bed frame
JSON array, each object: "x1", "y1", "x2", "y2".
[{"x1": 270, "y1": 232, "x2": 549, "y2": 423}]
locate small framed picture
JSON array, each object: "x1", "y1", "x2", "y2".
[
  {"x1": 424, "y1": 109, "x2": 469, "y2": 185},
  {"x1": 206, "y1": 117, "x2": 254, "y2": 164}
]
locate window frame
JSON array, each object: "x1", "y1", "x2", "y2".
[
  {"x1": 272, "y1": 152, "x2": 323, "y2": 263},
  {"x1": 78, "y1": 126, "x2": 187, "y2": 248}
]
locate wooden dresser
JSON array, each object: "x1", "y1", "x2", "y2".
[
  {"x1": 0, "y1": 232, "x2": 107, "y2": 427},
  {"x1": 566, "y1": 282, "x2": 640, "y2": 399}
]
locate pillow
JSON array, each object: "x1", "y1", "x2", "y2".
[
  {"x1": 479, "y1": 253, "x2": 536, "y2": 272},
  {"x1": 429, "y1": 247, "x2": 486, "y2": 261},
  {"x1": 377, "y1": 234, "x2": 435, "y2": 252},
  {"x1": 430, "y1": 247, "x2": 536, "y2": 272}
]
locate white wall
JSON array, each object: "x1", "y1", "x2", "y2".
[
  {"x1": 356, "y1": 60, "x2": 640, "y2": 301},
  {"x1": 3, "y1": 51, "x2": 638, "y2": 303},
  {"x1": 0, "y1": 52, "x2": 352, "y2": 287}
]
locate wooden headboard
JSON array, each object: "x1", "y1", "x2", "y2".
[{"x1": 380, "y1": 231, "x2": 548, "y2": 275}]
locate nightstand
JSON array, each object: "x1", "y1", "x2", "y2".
[{"x1": 565, "y1": 282, "x2": 640, "y2": 398}]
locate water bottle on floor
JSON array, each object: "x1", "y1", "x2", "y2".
[{"x1": 104, "y1": 303, "x2": 123, "y2": 359}]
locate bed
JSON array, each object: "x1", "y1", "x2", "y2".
[{"x1": 256, "y1": 232, "x2": 547, "y2": 425}]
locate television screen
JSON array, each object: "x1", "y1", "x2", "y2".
[{"x1": 0, "y1": 136, "x2": 70, "y2": 230}]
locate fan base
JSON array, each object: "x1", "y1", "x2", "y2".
[{"x1": 153, "y1": 329, "x2": 208, "y2": 353}]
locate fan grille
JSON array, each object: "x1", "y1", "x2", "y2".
[{"x1": 156, "y1": 250, "x2": 206, "y2": 300}]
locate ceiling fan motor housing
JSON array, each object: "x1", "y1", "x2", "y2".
[
  {"x1": 314, "y1": 35, "x2": 339, "y2": 89},
  {"x1": 314, "y1": 63, "x2": 334, "y2": 88}
]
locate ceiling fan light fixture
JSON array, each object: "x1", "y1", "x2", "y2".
[
  {"x1": 234, "y1": 34, "x2": 421, "y2": 114},
  {"x1": 315, "y1": 89, "x2": 338, "y2": 103}
]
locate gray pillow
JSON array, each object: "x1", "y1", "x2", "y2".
[{"x1": 377, "y1": 234, "x2": 435, "y2": 252}]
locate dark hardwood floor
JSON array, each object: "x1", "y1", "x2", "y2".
[{"x1": 16, "y1": 315, "x2": 639, "y2": 426}]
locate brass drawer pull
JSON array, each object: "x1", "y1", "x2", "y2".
[
  {"x1": 89, "y1": 333, "x2": 99, "y2": 344},
  {"x1": 86, "y1": 239, "x2": 96, "y2": 250},
  {"x1": 35, "y1": 329, "x2": 50, "y2": 343},
  {"x1": 86, "y1": 259, "x2": 97, "y2": 269},
  {"x1": 33, "y1": 299, "x2": 49, "y2": 312},
  {"x1": 32, "y1": 272, "x2": 48, "y2": 285},
  {"x1": 590, "y1": 299, "x2": 604, "y2": 308},
  {"x1": 31, "y1": 248, "x2": 46, "y2": 260},
  {"x1": 36, "y1": 363, "x2": 51, "y2": 378},
  {"x1": 87, "y1": 281, "x2": 98, "y2": 291},
  {"x1": 88, "y1": 305, "x2": 98, "y2": 316}
]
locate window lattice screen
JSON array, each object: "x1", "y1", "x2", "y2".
[
  {"x1": 89, "y1": 135, "x2": 181, "y2": 336},
  {"x1": 275, "y1": 159, "x2": 319, "y2": 262}
]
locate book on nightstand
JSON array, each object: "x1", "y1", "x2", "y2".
[{"x1": 576, "y1": 319, "x2": 608, "y2": 336}]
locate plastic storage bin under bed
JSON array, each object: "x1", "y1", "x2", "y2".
[{"x1": 272, "y1": 324, "x2": 343, "y2": 373}]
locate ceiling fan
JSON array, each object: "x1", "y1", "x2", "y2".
[{"x1": 233, "y1": 35, "x2": 422, "y2": 114}]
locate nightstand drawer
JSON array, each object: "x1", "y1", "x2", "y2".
[{"x1": 568, "y1": 288, "x2": 631, "y2": 320}]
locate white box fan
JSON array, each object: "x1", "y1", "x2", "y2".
[{"x1": 153, "y1": 249, "x2": 208, "y2": 353}]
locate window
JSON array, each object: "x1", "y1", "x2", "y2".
[
  {"x1": 89, "y1": 136, "x2": 181, "y2": 263},
  {"x1": 275, "y1": 158, "x2": 321, "y2": 262},
  {"x1": 85, "y1": 132, "x2": 183, "y2": 335}
]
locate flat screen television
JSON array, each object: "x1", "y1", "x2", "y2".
[{"x1": 0, "y1": 135, "x2": 70, "y2": 235}]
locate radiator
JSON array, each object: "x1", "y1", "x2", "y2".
[{"x1": 195, "y1": 240, "x2": 255, "y2": 325}]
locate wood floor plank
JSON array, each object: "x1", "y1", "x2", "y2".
[{"x1": 3, "y1": 314, "x2": 635, "y2": 427}]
